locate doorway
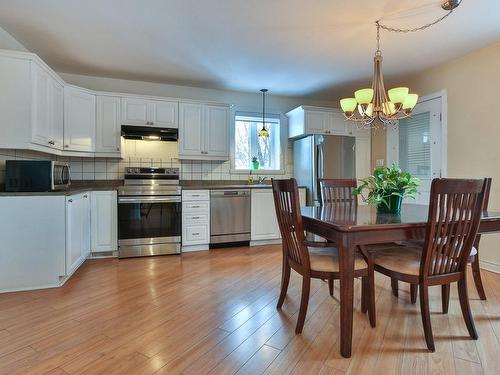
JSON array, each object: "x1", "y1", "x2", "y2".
[{"x1": 386, "y1": 92, "x2": 447, "y2": 204}]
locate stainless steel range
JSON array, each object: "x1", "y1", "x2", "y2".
[{"x1": 118, "y1": 167, "x2": 181, "y2": 258}]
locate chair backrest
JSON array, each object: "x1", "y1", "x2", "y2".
[
  {"x1": 318, "y1": 178, "x2": 358, "y2": 206},
  {"x1": 271, "y1": 178, "x2": 310, "y2": 271},
  {"x1": 421, "y1": 178, "x2": 487, "y2": 278}
]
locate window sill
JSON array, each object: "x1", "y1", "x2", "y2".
[{"x1": 230, "y1": 169, "x2": 286, "y2": 175}]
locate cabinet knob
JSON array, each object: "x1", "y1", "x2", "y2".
[
  {"x1": 116, "y1": 147, "x2": 120, "y2": 151},
  {"x1": 48, "y1": 140, "x2": 55, "y2": 145},
  {"x1": 83, "y1": 194, "x2": 88, "y2": 198},
  {"x1": 64, "y1": 145, "x2": 69, "y2": 148},
  {"x1": 68, "y1": 198, "x2": 73, "y2": 203}
]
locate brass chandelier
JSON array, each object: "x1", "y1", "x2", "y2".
[{"x1": 340, "y1": 0, "x2": 461, "y2": 127}]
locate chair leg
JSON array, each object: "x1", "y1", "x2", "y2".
[
  {"x1": 458, "y1": 278, "x2": 479, "y2": 340},
  {"x1": 367, "y1": 268, "x2": 376, "y2": 327},
  {"x1": 361, "y1": 277, "x2": 368, "y2": 314},
  {"x1": 391, "y1": 278, "x2": 399, "y2": 297},
  {"x1": 441, "y1": 284, "x2": 450, "y2": 314},
  {"x1": 328, "y1": 278, "x2": 334, "y2": 297},
  {"x1": 419, "y1": 285, "x2": 435, "y2": 352},
  {"x1": 277, "y1": 260, "x2": 291, "y2": 309},
  {"x1": 471, "y1": 255, "x2": 487, "y2": 300},
  {"x1": 296, "y1": 276, "x2": 311, "y2": 334},
  {"x1": 410, "y1": 284, "x2": 417, "y2": 304}
]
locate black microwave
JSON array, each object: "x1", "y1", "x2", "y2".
[{"x1": 5, "y1": 160, "x2": 71, "y2": 192}]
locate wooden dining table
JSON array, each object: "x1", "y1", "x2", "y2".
[{"x1": 301, "y1": 203, "x2": 500, "y2": 358}]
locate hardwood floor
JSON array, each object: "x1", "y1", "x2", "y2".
[{"x1": 0, "y1": 245, "x2": 499, "y2": 374}]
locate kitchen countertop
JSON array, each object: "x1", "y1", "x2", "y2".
[
  {"x1": 0, "y1": 180, "x2": 306, "y2": 196},
  {"x1": 0, "y1": 180, "x2": 124, "y2": 197}
]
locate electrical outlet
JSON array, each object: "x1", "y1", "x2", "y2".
[{"x1": 376, "y1": 159, "x2": 385, "y2": 167}]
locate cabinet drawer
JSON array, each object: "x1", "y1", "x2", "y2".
[
  {"x1": 183, "y1": 224, "x2": 209, "y2": 244},
  {"x1": 183, "y1": 201, "x2": 209, "y2": 212},
  {"x1": 182, "y1": 190, "x2": 210, "y2": 201},
  {"x1": 183, "y1": 212, "x2": 209, "y2": 223}
]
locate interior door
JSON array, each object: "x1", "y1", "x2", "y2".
[{"x1": 387, "y1": 97, "x2": 442, "y2": 204}]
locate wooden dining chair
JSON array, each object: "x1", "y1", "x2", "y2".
[
  {"x1": 318, "y1": 178, "x2": 358, "y2": 206},
  {"x1": 360, "y1": 178, "x2": 487, "y2": 351},
  {"x1": 405, "y1": 177, "x2": 491, "y2": 306},
  {"x1": 272, "y1": 178, "x2": 375, "y2": 334}
]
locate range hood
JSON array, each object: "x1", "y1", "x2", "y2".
[{"x1": 121, "y1": 125, "x2": 178, "y2": 141}]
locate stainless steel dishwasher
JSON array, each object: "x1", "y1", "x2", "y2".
[{"x1": 210, "y1": 189, "x2": 251, "y2": 245}]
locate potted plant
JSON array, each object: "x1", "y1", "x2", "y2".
[
  {"x1": 251, "y1": 156, "x2": 259, "y2": 170},
  {"x1": 353, "y1": 164, "x2": 420, "y2": 214}
]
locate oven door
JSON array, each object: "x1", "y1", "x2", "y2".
[{"x1": 118, "y1": 195, "x2": 181, "y2": 257}]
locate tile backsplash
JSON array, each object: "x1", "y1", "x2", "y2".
[{"x1": 0, "y1": 139, "x2": 293, "y2": 184}]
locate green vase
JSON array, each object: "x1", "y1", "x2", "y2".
[
  {"x1": 376, "y1": 191, "x2": 404, "y2": 214},
  {"x1": 252, "y1": 161, "x2": 259, "y2": 170}
]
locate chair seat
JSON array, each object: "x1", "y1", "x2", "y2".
[
  {"x1": 367, "y1": 243, "x2": 478, "y2": 276},
  {"x1": 308, "y1": 247, "x2": 367, "y2": 273}
]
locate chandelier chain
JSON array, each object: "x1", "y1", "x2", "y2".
[{"x1": 377, "y1": 9, "x2": 453, "y2": 34}]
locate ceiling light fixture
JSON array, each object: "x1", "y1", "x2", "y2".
[
  {"x1": 340, "y1": 0, "x2": 461, "y2": 127},
  {"x1": 258, "y1": 89, "x2": 270, "y2": 137}
]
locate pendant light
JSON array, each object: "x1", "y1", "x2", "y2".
[{"x1": 258, "y1": 89, "x2": 270, "y2": 137}]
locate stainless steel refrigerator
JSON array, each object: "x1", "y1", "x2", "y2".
[{"x1": 293, "y1": 135, "x2": 356, "y2": 205}]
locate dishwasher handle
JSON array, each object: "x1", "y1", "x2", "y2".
[{"x1": 211, "y1": 190, "x2": 250, "y2": 197}]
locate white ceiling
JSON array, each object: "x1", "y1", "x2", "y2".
[{"x1": 0, "y1": 0, "x2": 499, "y2": 99}]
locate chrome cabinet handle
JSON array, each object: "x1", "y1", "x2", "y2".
[
  {"x1": 191, "y1": 216, "x2": 200, "y2": 219},
  {"x1": 191, "y1": 205, "x2": 200, "y2": 208},
  {"x1": 192, "y1": 232, "x2": 200, "y2": 236}
]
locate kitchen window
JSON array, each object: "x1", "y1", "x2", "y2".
[{"x1": 234, "y1": 112, "x2": 281, "y2": 171}]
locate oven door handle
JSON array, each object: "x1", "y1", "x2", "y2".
[{"x1": 118, "y1": 196, "x2": 181, "y2": 204}]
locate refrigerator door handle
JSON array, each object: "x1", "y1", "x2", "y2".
[{"x1": 318, "y1": 143, "x2": 325, "y2": 179}]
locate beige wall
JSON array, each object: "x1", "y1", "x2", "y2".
[{"x1": 372, "y1": 41, "x2": 500, "y2": 272}]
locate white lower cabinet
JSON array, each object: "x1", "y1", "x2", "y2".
[
  {"x1": 91, "y1": 191, "x2": 118, "y2": 253},
  {"x1": 250, "y1": 187, "x2": 306, "y2": 243},
  {"x1": 65, "y1": 192, "x2": 91, "y2": 276},
  {"x1": 182, "y1": 190, "x2": 210, "y2": 249}
]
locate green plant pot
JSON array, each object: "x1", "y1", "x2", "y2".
[
  {"x1": 376, "y1": 191, "x2": 404, "y2": 214},
  {"x1": 252, "y1": 161, "x2": 259, "y2": 170}
]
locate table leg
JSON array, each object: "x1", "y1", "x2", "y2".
[{"x1": 338, "y1": 233, "x2": 355, "y2": 358}]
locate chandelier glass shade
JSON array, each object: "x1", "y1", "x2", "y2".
[{"x1": 340, "y1": 22, "x2": 418, "y2": 127}]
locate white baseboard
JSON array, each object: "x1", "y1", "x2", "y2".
[
  {"x1": 182, "y1": 244, "x2": 209, "y2": 252},
  {"x1": 479, "y1": 259, "x2": 500, "y2": 274},
  {"x1": 250, "y1": 239, "x2": 282, "y2": 246}
]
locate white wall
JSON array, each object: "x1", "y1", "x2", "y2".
[{"x1": 0, "y1": 25, "x2": 28, "y2": 52}]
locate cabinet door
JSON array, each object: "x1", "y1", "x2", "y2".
[
  {"x1": 150, "y1": 100, "x2": 178, "y2": 128},
  {"x1": 66, "y1": 194, "x2": 84, "y2": 275},
  {"x1": 178, "y1": 102, "x2": 204, "y2": 158},
  {"x1": 251, "y1": 189, "x2": 281, "y2": 241},
  {"x1": 64, "y1": 87, "x2": 96, "y2": 152},
  {"x1": 96, "y1": 96, "x2": 121, "y2": 154},
  {"x1": 304, "y1": 110, "x2": 327, "y2": 134},
  {"x1": 121, "y1": 98, "x2": 149, "y2": 126},
  {"x1": 327, "y1": 111, "x2": 349, "y2": 135},
  {"x1": 82, "y1": 192, "x2": 91, "y2": 258},
  {"x1": 49, "y1": 80, "x2": 64, "y2": 150},
  {"x1": 31, "y1": 64, "x2": 50, "y2": 147},
  {"x1": 91, "y1": 191, "x2": 118, "y2": 252},
  {"x1": 205, "y1": 105, "x2": 229, "y2": 159}
]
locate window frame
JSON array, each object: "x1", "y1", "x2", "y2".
[{"x1": 230, "y1": 109, "x2": 286, "y2": 175}]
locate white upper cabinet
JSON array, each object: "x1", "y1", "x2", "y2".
[
  {"x1": 178, "y1": 102, "x2": 229, "y2": 160},
  {"x1": 121, "y1": 97, "x2": 178, "y2": 128},
  {"x1": 151, "y1": 100, "x2": 178, "y2": 128},
  {"x1": 96, "y1": 95, "x2": 121, "y2": 154},
  {"x1": 64, "y1": 86, "x2": 96, "y2": 152},
  {"x1": 287, "y1": 106, "x2": 353, "y2": 138},
  {"x1": 205, "y1": 105, "x2": 229, "y2": 157},
  {"x1": 31, "y1": 63, "x2": 63, "y2": 150},
  {"x1": 179, "y1": 103, "x2": 204, "y2": 157}
]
